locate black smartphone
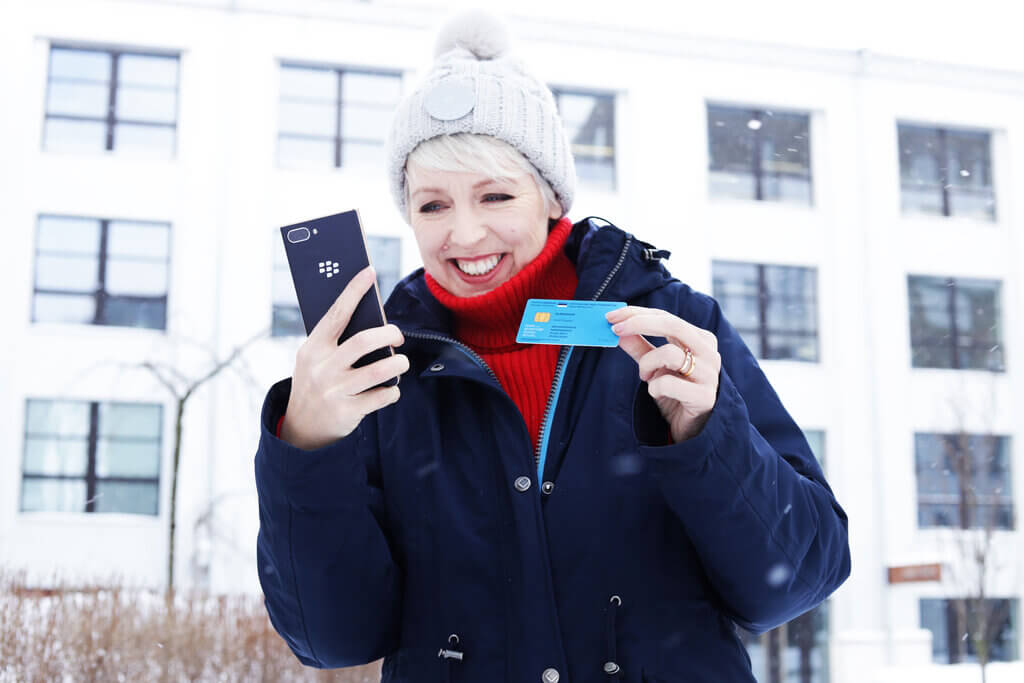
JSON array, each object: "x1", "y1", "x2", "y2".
[{"x1": 280, "y1": 210, "x2": 397, "y2": 386}]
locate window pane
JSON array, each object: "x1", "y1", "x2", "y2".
[
  {"x1": 575, "y1": 157, "x2": 615, "y2": 191},
  {"x1": 920, "y1": 599, "x2": 949, "y2": 663},
  {"x1": 43, "y1": 118, "x2": 107, "y2": 153},
  {"x1": 99, "y1": 403, "x2": 162, "y2": 439},
  {"x1": 102, "y1": 296, "x2": 166, "y2": 330},
  {"x1": 116, "y1": 86, "x2": 177, "y2": 124},
  {"x1": 954, "y1": 279, "x2": 1002, "y2": 370},
  {"x1": 33, "y1": 292, "x2": 96, "y2": 324},
  {"x1": 35, "y1": 254, "x2": 98, "y2": 290},
  {"x1": 712, "y1": 261, "x2": 760, "y2": 331},
  {"x1": 899, "y1": 124, "x2": 944, "y2": 216},
  {"x1": 340, "y1": 141, "x2": 385, "y2": 168},
  {"x1": 104, "y1": 260, "x2": 167, "y2": 295},
  {"x1": 367, "y1": 235, "x2": 401, "y2": 299},
  {"x1": 909, "y1": 276, "x2": 954, "y2": 368},
  {"x1": 341, "y1": 71, "x2": 402, "y2": 104},
  {"x1": 46, "y1": 80, "x2": 109, "y2": 117},
  {"x1": 96, "y1": 439, "x2": 160, "y2": 477},
  {"x1": 49, "y1": 48, "x2": 111, "y2": 82},
  {"x1": 27, "y1": 400, "x2": 91, "y2": 436},
  {"x1": 37, "y1": 216, "x2": 100, "y2": 255},
  {"x1": 272, "y1": 304, "x2": 304, "y2": 337},
  {"x1": 341, "y1": 103, "x2": 391, "y2": 141},
  {"x1": 804, "y1": 430, "x2": 825, "y2": 468},
  {"x1": 278, "y1": 100, "x2": 337, "y2": 136},
  {"x1": 557, "y1": 91, "x2": 615, "y2": 189},
  {"x1": 766, "y1": 332, "x2": 818, "y2": 362},
  {"x1": 279, "y1": 65, "x2": 337, "y2": 100},
  {"x1": 23, "y1": 437, "x2": 89, "y2": 476},
  {"x1": 757, "y1": 110, "x2": 812, "y2": 205},
  {"x1": 708, "y1": 105, "x2": 758, "y2": 200},
  {"x1": 94, "y1": 481, "x2": 158, "y2": 515},
  {"x1": 765, "y1": 266, "x2": 818, "y2": 361},
  {"x1": 21, "y1": 478, "x2": 87, "y2": 513},
  {"x1": 278, "y1": 135, "x2": 336, "y2": 168},
  {"x1": 112, "y1": 123, "x2": 175, "y2": 158},
  {"x1": 107, "y1": 221, "x2": 169, "y2": 260},
  {"x1": 118, "y1": 54, "x2": 178, "y2": 88},
  {"x1": 947, "y1": 130, "x2": 994, "y2": 221}
]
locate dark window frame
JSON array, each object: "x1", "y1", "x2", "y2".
[
  {"x1": 907, "y1": 275, "x2": 1004, "y2": 372},
  {"x1": 43, "y1": 44, "x2": 180, "y2": 154},
  {"x1": 550, "y1": 86, "x2": 617, "y2": 190},
  {"x1": 915, "y1": 432, "x2": 1015, "y2": 531},
  {"x1": 276, "y1": 62, "x2": 402, "y2": 169},
  {"x1": 920, "y1": 597, "x2": 1019, "y2": 664},
  {"x1": 21, "y1": 399, "x2": 163, "y2": 516},
  {"x1": 897, "y1": 123, "x2": 995, "y2": 220},
  {"x1": 712, "y1": 261, "x2": 820, "y2": 362},
  {"x1": 32, "y1": 214, "x2": 171, "y2": 330},
  {"x1": 706, "y1": 103, "x2": 813, "y2": 205}
]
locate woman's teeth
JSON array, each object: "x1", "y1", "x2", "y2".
[{"x1": 456, "y1": 254, "x2": 501, "y2": 276}]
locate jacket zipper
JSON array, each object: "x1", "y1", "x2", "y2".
[
  {"x1": 403, "y1": 232, "x2": 635, "y2": 479},
  {"x1": 533, "y1": 235, "x2": 634, "y2": 476}
]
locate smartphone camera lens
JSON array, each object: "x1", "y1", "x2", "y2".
[{"x1": 287, "y1": 227, "x2": 311, "y2": 243}]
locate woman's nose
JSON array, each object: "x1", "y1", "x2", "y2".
[{"x1": 448, "y1": 209, "x2": 487, "y2": 247}]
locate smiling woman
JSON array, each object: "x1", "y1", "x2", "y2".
[
  {"x1": 255, "y1": 9, "x2": 851, "y2": 683},
  {"x1": 405, "y1": 140, "x2": 561, "y2": 297}
]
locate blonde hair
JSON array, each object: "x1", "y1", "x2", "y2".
[{"x1": 404, "y1": 134, "x2": 560, "y2": 220}]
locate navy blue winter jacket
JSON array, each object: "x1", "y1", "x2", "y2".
[{"x1": 255, "y1": 218, "x2": 851, "y2": 682}]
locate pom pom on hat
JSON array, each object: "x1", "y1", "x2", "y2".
[{"x1": 433, "y1": 9, "x2": 511, "y2": 59}]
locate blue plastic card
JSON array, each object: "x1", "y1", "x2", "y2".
[{"x1": 516, "y1": 299, "x2": 626, "y2": 347}]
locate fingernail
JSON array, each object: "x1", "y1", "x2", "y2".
[{"x1": 611, "y1": 323, "x2": 623, "y2": 334}]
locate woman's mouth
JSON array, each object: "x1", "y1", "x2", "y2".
[{"x1": 453, "y1": 254, "x2": 503, "y2": 277}]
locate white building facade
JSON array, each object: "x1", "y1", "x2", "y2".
[{"x1": 1, "y1": 1, "x2": 1022, "y2": 682}]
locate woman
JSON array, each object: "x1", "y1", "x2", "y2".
[{"x1": 256, "y1": 11, "x2": 850, "y2": 683}]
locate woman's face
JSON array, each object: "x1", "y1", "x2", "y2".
[{"x1": 406, "y1": 161, "x2": 561, "y2": 298}]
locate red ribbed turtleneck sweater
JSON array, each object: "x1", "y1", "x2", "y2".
[{"x1": 426, "y1": 217, "x2": 577, "y2": 449}]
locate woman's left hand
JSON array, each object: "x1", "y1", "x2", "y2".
[{"x1": 607, "y1": 306, "x2": 722, "y2": 443}]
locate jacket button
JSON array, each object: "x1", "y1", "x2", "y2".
[
  {"x1": 514, "y1": 476, "x2": 531, "y2": 492},
  {"x1": 541, "y1": 481, "x2": 554, "y2": 495},
  {"x1": 429, "y1": 363, "x2": 444, "y2": 372},
  {"x1": 542, "y1": 668, "x2": 560, "y2": 683}
]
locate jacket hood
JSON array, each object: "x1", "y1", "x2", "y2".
[{"x1": 383, "y1": 217, "x2": 676, "y2": 335}]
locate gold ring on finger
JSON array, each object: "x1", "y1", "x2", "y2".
[{"x1": 679, "y1": 348, "x2": 696, "y2": 378}]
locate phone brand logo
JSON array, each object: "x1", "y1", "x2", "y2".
[{"x1": 318, "y1": 260, "x2": 340, "y2": 278}]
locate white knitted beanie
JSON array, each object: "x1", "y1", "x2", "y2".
[{"x1": 386, "y1": 10, "x2": 576, "y2": 217}]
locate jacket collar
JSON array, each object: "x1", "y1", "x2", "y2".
[{"x1": 384, "y1": 217, "x2": 674, "y2": 338}]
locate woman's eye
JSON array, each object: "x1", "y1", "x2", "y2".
[
  {"x1": 419, "y1": 201, "x2": 443, "y2": 213},
  {"x1": 483, "y1": 194, "x2": 514, "y2": 203}
]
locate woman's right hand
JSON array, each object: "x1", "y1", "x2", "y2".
[{"x1": 279, "y1": 266, "x2": 410, "y2": 451}]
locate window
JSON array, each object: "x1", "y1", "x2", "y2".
[
  {"x1": 712, "y1": 261, "x2": 819, "y2": 362},
  {"x1": 43, "y1": 45, "x2": 179, "y2": 158},
  {"x1": 277, "y1": 64, "x2": 402, "y2": 169},
  {"x1": 920, "y1": 598, "x2": 1018, "y2": 663},
  {"x1": 908, "y1": 275, "x2": 1003, "y2": 371},
  {"x1": 898, "y1": 124, "x2": 995, "y2": 221},
  {"x1": 915, "y1": 432, "x2": 1014, "y2": 530},
  {"x1": 740, "y1": 601, "x2": 830, "y2": 683},
  {"x1": 32, "y1": 215, "x2": 170, "y2": 330},
  {"x1": 21, "y1": 399, "x2": 162, "y2": 515},
  {"x1": 272, "y1": 234, "x2": 402, "y2": 337},
  {"x1": 805, "y1": 429, "x2": 826, "y2": 469},
  {"x1": 707, "y1": 104, "x2": 812, "y2": 205},
  {"x1": 551, "y1": 89, "x2": 616, "y2": 190}
]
